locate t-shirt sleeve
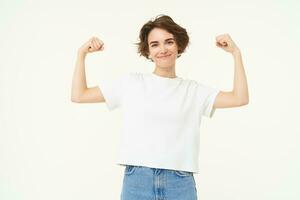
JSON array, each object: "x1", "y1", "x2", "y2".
[
  {"x1": 197, "y1": 82, "x2": 220, "y2": 118},
  {"x1": 97, "y1": 74, "x2": 129, "y2": 111}
]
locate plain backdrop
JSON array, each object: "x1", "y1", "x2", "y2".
[{"x1": 1, "y1": 0, "x2": 299, "y2": 200}]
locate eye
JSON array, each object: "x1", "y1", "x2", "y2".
[
  {"x1": 168, "y1": 41, "x2": 174, "y2": 44},
  {"x1": 151, "y1": 44, "x2": 157, "y2": 47}
]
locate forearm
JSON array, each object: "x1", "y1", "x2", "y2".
[
  {"x1": 232, "y1": 50, "x2": 249, "y2": 104},
  {"x1": 71, "y1": 52, "x2": 88, "y2": 101}
]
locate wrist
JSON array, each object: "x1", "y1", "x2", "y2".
[
  {"x1": 77, "y1": 49, "x2": 87, "y2": 57},
  {"x1": 232, "y1": 48, "x2": 241, "y2": 56}
]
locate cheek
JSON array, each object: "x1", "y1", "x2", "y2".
[
  {"x1": 149, "y1": 48, "x2": 159, "y2": 56},
  {"x1": 171, "y1": 45, "x2": 179, "y2": 52}
]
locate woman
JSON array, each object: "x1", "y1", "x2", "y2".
[{"x1": 71, "y1": 15, "x2": 249, "y2": 200}]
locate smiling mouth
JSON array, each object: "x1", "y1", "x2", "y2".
[{"x1": 157, "y1": 54, "x2": 171, "y2": 58}]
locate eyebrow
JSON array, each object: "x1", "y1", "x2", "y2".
[{"x1": 149, "y1": 38, "x2": 174, "y2": 45}]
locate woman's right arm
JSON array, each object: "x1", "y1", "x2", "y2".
[{"x1": 71, "y1": 37, "x2": 105, "y2": 103}]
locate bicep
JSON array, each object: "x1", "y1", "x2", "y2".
[
  {"x1": 75, "y1": 86, "x2": 105, "y2": 103},
  {"x1": 213, "y1": 91, "x2": 243, "y2": 109}
]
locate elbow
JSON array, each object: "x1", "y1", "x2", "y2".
[
  {"x1": 71, "y1": 98, "x2": 79, "y2": 103},
  {"x1": 241, "y1": 100, "x2": 249, "y2": 106},
  {"x1": 71, "y1": 96, "x2": 81, "y2": 103},
  {"x1": 238, "y1": 98, "x2": 249, "y2": 106},
  {"x1": 71, "y1": 89, "x2": 87, "y2": 103},
  {"x1": 233, "y1": 91, "x2": 249, "y2": 107}
]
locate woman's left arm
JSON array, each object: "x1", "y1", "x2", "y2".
[{"x1": 213, "y1": 34, "x2": 249, "y2": 108}]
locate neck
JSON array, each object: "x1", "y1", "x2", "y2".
[{"x1": 153, "y1": 66, "x2": 177, "y2": 78}]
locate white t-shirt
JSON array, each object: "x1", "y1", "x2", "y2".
[{"x1": 98, "y1": 72, "x2": 220, "y2": 173}]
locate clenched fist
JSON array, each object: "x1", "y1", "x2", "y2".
[
  {"x1": 215, "y1": 34, "x2": 240, "y2": 54},
  {"x1": 78, "y1": 36, "x2": 104, "y2": 55}
]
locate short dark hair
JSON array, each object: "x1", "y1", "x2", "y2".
[{"x1": 135, "y1": 14, "x2": 190, "y2": 60}]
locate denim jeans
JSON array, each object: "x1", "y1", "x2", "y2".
[{"x1": 120, "y1": 165, "x2": 198, "y2": 200}]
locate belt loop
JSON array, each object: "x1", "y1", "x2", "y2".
[{"x1": 154, "y1": 168, "x2": 161, "y2": 175}]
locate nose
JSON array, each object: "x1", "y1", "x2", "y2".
[{"x1": 160, "y1": 45, "x2": 167, "y2": 53}]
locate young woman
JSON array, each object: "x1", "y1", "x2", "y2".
[{"x1": 71, "y1": 15, "x2": 249, "y2": 200}]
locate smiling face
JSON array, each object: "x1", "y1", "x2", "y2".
[{"x1": 147, "y1": 28, "x2": 179, "y2": 68}]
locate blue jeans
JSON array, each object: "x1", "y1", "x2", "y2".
[{"x1": 120, "y1": 165, "x2": 198, "y2": 200}]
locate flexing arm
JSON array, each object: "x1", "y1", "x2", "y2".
[
  {"x1": 213, "y1": 34, "x2": 249, "y2": 108},
  {"x1": 71, "y1": 37, "x2": 105, "y2": 103}
]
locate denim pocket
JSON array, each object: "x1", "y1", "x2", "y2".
[
  {"x1": 124, "y1": 165, "x2": 137, "y2": 175},
  {"x1": 174, "y1": 170, "x2": 193, "y2": 177}
]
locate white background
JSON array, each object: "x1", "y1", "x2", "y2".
[{"x1": 1, "y1": 0, "x2": 299, "y2": 199}]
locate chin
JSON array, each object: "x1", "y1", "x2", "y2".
[{"x1": 157, "y1": 62, "x2": 174, "y2": 68}]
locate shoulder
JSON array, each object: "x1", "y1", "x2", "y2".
[
  {"x1": 183, "y1": 78, "x2": 219, "y2": 95},
  {"x1": 122, "y1": 72, "x2": 142, "y2": 79},
  {"x1": 187, "y1": 78, "x2": 212, "y2": 89},
  {"x1": 118, "y1": 72, "x2": 139, "y2": 81},
  {"x1": 179, "y1": 77, "x2": 200, "y2": 87},
  {"x1": 125, "y1": 72, "x2": 151, "y2": 82},
  {"x1": 117, "y1": 72, "x2": 146, "y2": 86}
]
